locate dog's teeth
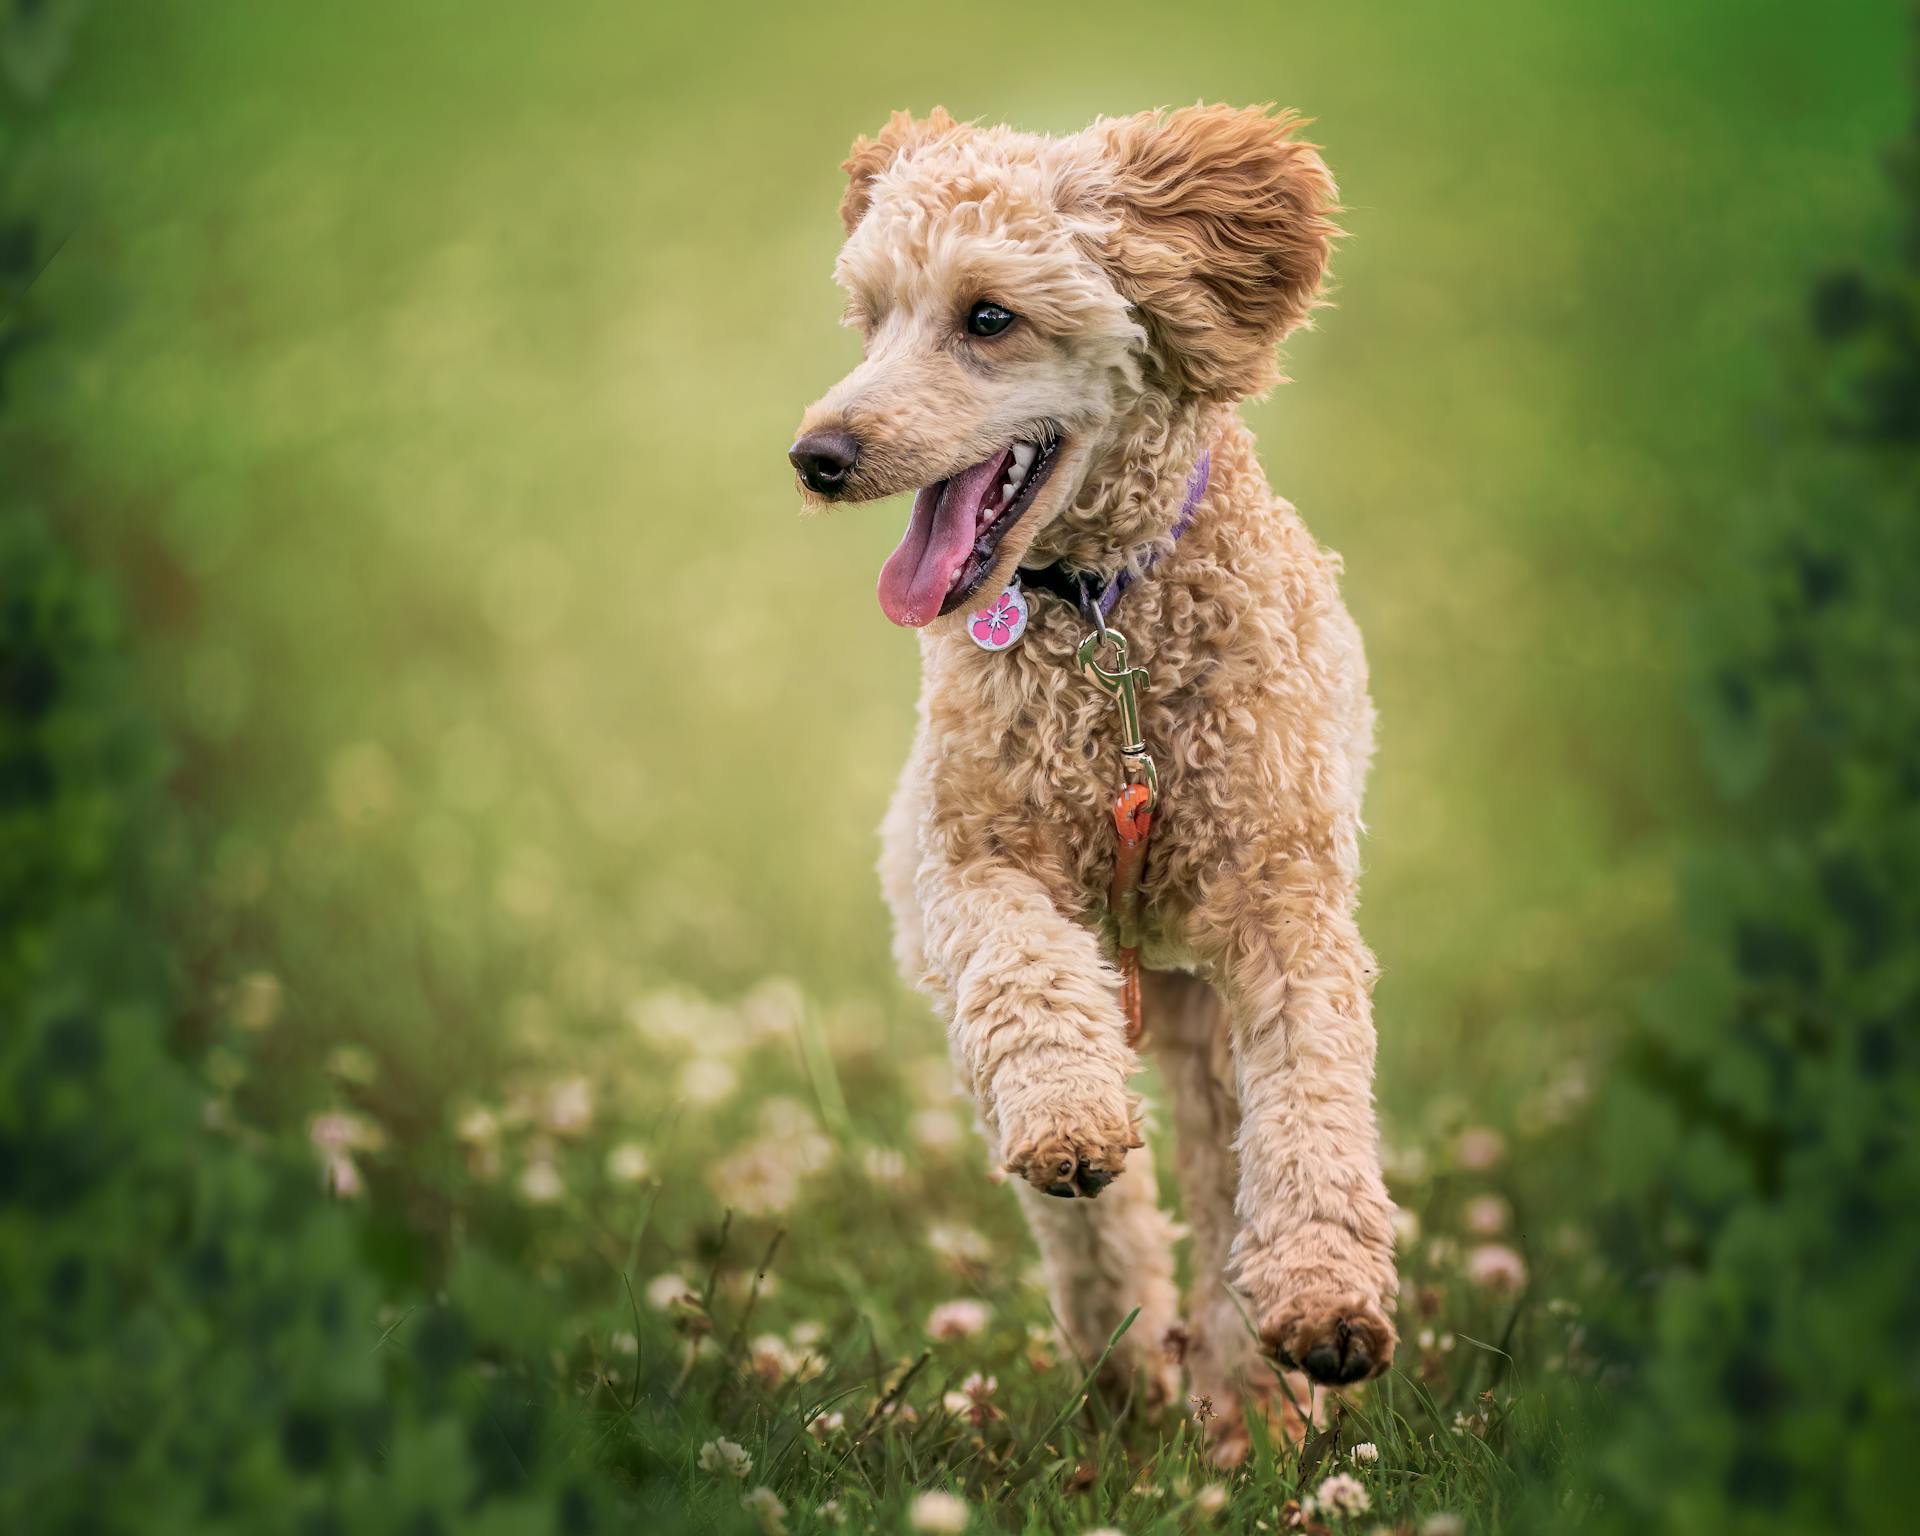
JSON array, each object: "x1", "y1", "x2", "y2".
[{"x1": 1012, "y1": 442, "x2": 1037, "y2": 472}]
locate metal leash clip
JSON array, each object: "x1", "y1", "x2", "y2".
[{"x1": 1076, "y1": 625, "x2": 1157, "y2": 812}]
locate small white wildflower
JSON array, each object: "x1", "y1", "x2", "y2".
[
  {"x1": 741, "y1": 977, "x2": 804, "y2": 1040},
  {"x1": 518, "y1": 1157, "x2": 564, "y2": 1205},
  {"x1": 908, "y1": 1490, "x2": 969, "y2": 1532},
  {"x1": 1455, "y1": 1126, "x2": 1505, "y2": 1171},
  {"x1": 677, "y1": 1056, "x2": 738, "y2": 1107},
  {"x1": 807, "y1": 1410, "x2": 845, "y2": 1440},
  {"x1": 1463, "y1": 1194, "x2": 1511, "y2": 1236},
  {"x1": 540, "y1": 1076, "x2": 593, "y2": 1135},
  {"x1": 861, "y1": 1145, "x2": 908, "y2": 1185},
  {"x1": 927, "y1": 1223, "x2": 992, "y2": 1268},
  {"x1": 309, "y1": 1110, "x2": 383, "y2": 1154},
  {"x1": 1465, "y1": 1242, "x2": 1528, "y2": 1292},
  {"x1": 740, "y1": 1485, "x2": 787, "y2": 1536},
  {"x1": 926, "y1": 1299, "x2": 990, "y2": 1340},
  {"x1": 697, "y1": 1438, "x2": 752, "y2": 1479},
  {"x1": 710, "y1": 1139, "x2": 804, "y2": 1216},
  {"x1": 910, "y1": 1108, "x2": 964, "y2": 1152},
  {"x1": 1391, "y1": 1206, "x2": 1420, "y2": 1247},
  {"x1": 748, "y1": 1334, "x2": 799, "y2": 1386},
  {"x1": 941, "y1": 1372, "x2": 999, "y2": 1425},
  {"x1": 605, "y1": 1140, "x2": 650, "y2": 1183},
  {"x1": 456, "y1": 1106, "x2": 500, "y2": 1145},
  {"x1": 1194, "y1": 1485, "x2": 1229, "y2": 1516},
  {"x1": 818, "y1": 1496, "x2": 845, "y2": 1523},
  {"x1": 1312, "y1": 1472, "x2": 1371, "y2": 1518},
  {"x1": 1420, "y1": 1516, "x2": 1465, "y2": 1536},
  {"x1": 646, "y1": 1272, "x2": 696, "y2": 1311},
  {"x1": 320, "y1": 1151, "x2": 363, "y2": 1199},
  {"x1": 1349, "y1": 1441, "x2": 1379, "y2": 1465}
]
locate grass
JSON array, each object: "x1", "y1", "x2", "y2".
[{"x1": 8, "y1": 0, "x2": 1911, "y2": 1529}]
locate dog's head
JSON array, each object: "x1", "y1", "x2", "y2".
[{"x1": 789, "y1": 104, "x2": 1338, "y2": 630}]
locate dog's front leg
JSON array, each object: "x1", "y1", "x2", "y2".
[
  {"x1": 918, "y1": 855, "x2": 1142, "y2": 1196},
  {"x1": 1198, "y1": 835, "x2": 1399, "y2": 1387}
]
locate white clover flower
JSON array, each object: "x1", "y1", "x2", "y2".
[
  {"x1": 1311, "y1": 1472, "x2": 1371, "y2": 1518},
  {"x1": 646, "y1": 1273, "x2": 696, "y2": 1311},
  {"x1": 456, "y1": 1106, "x2": 500, "y2": 1145},
  {"x1": 1420, "y1": 1516, "x2": 1465, "y2": 1536},
  {"x1": 748, "y1": 1334, "x2": 799, "y2": 1387},
  {"x1": 1463, "y1": 1194, "x2": 1511, "y2": 1236},
  {"x1": 677, "y1": 1056, "x2": 738, "y2": 1107},
  {"x1": 697, "y1": 1438, "x2": 752, "y2": 1479},
  {"x1": 740, "y1": 1486, "x2": 787, "y2": 1535},
  {"x1": 926, "y1": 1299, "x2": 990, "y2": 1340},
  {"x1": 541, "y1": 1076, "x2": 593, "y2": 1135},
  {"x1": 518, "y1": 1157, "x2": 564, "y2": 1205},
  {"x1": 1391, "y1": 1206, "x2": 1421, "y2": 1247},
  {"x1": 1455, "y1": 1126, "x2": 1505, "y2": 1171},
  {"x1": 927, "y1": 1223, "x2": 992, "y2": 1267},
  {"x1": 309, "y1": 1110, "x2": 383, "y2": 1154},
  {"x1": 606, "y1": 1140, "x2": 650, "y2": 1184},
  {"x1": 908, "y1": 1490, "x2": 969, "y2": 1532},
  {"x1": 941, "y1": 1372, "x2": 1000, "y2": 1425},
  {"x1": 1349, "y1": 1441, "x2": 1380, "y2": 1465},
  {"x1": 1194, "y1": 1485, "x2": 1229, "y2": 1516},
  {"x1": 861, "y1": 1145, "x2": 908, "y2": 1185},
  {"x1": 742, "y1": 978, "x2": 804, "y2": 1040},
  {"x1": 710, "y1": 1139, "x2": 804, "y2": 1216},
  {"x1": 1464, "y1": 1242, "x2": 1528, "y2": 1292},
  {"x1": 910, "y1": 1108, "x2": 964, "y2": 1152},
  {"x1": 807, "y1": 1410, "x2": 845, "y2": 1440},
  {"x1": 320, "y1": 1151, "x2": 363, "y2": 1199}
]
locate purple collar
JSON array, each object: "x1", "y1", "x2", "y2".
[{"x1": 1018, "y1": 449, "x2": 1210, "y2": 626}]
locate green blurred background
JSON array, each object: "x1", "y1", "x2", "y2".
[
  {"x1": 18, "y1": 0, "x2": 1905, "y2": 1107},
  {"x1": 6, "y1": 2, "x2": 1918, "y2": 1532}
]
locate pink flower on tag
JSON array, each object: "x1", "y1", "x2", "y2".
[{"x1": 969, "y1": 588, "x2": 1026, "y2": 650}]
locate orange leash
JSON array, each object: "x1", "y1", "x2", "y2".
[
  {"x1": 1080, "y1": 621, "x2": 1160, "y2": 1049},
  {"x1": 1109, "y1": 782, "x2": 1154, "y2": 1047}
]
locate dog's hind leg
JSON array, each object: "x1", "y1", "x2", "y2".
[
  {"x1": 1013, "y1": 1135, "x2": 1180, "y2": 1413},
  {"x1": 1147, "y1": 969, "x2": 1314, "y2": 1461}
]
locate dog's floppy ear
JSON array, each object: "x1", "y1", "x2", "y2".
[
  {"x1": 1091, "y1": 105, "x2": 1340, "y2": 399},
  {"x1": 840, "y1": 107, "x2": 959, "y2": 234}
]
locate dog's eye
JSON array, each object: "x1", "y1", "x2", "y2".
[{"x1": 965, "y1": 302, "x2": 1016, "y2": 338}]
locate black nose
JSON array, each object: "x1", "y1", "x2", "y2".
[{"x1": 789, "y1": 430, "x2": 860, "y2": 496}]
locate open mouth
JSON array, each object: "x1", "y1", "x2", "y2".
[{"x1": 876, "y1": 431, "x2": 1063, "y2": 627}]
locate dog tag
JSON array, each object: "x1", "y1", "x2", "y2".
[{"x1": 967, "y1": 582, "x2": 1029, "y2": 651}]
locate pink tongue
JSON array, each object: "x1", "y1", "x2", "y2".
[{"x1": 876, "y1": 451, "x2": 1009, "y2": 627}]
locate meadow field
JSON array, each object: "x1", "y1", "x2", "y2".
[{"x1": 4, "y1": 3, "x2": 1917, "y2": 1532}]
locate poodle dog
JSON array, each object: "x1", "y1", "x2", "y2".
[{"x1": 789, "y1": 105, "x2": 1396, "y2": 1455}]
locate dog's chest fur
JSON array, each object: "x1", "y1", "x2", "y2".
[{"x1": 905, "y1": 440, "x2": 1373, "y2": 970}]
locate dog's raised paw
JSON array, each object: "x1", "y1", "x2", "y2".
[
  {"x1": 1008, "y1": 1131, "x2": 1132, "y2": 1200},
  {"x1": 1262, "y1": 1295, "x2": 1395, "y2": 1387}
]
